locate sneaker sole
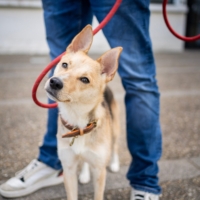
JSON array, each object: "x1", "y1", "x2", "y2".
[{"x1": 0, "y1": 175, "x2": 63, "y2": 198}]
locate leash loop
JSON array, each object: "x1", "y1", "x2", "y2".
[{"x1": 163, "y1": 0, "x2": 200, "y2": 42}]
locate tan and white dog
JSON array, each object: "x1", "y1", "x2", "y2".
[{"x1": 45, "y1": 25, "x2": 122, "y2": 200}]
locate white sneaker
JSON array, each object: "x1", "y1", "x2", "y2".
[
  {"x1": 0, "y1": 159, "x2": 63, "y2": 198},
  {"x1": 131, "y1": 188, "x2": 160, "y2": 200}
]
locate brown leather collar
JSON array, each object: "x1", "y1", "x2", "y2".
[{"x1": 60, "y1": 115, "x2": 97, "y2": 138}]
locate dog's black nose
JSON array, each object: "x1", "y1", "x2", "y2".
[{"x1": 50, "y1": 77, "x2": 63, "y2": 90}]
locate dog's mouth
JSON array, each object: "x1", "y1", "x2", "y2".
[
  {"x1": 45, "y1": 88, "x2": 58, "y2": 101},
  {"x1": 45, "y1": 88, "x2": 71, "y2": 103}
]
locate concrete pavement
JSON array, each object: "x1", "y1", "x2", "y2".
[{"x1": 0, "y1": 51, "x2": 200, "y2": 199}]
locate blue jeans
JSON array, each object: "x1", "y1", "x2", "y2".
[{"x1": 39, "y1": 0, "x2": 162, "y2": 194}]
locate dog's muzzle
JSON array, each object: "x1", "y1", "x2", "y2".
[
  {"x1": 49, "y1": 77, "x2": 63, "y2": 90},
  {"x1": 45, "y1": 77, "x2": 63, "y2": 100}
]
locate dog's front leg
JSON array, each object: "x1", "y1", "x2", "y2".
[
  {"x1": 59, "y1": 148, "x2": 78, "y2": 200},
  {"x1": 92, "y1": 167, "x2": 106, "y2": 200},
  {"x1": 63, "y1": 166, "x2": 78, "y2": 200}
]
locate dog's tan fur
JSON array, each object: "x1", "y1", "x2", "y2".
[{"x1": 45, "y1": 25, "x2": 122, "y2": 200}]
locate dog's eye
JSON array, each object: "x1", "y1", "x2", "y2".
[
  {"x1": 62, "y1": 63, "x2": 68, "y2": 68},
  {"x1": 80, "y1": 77, "x2": 90, "y2": 84}
]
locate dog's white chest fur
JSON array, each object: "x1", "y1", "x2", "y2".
[{"x1": 70, "y1": 136, "x2": 87, "y2": 155}]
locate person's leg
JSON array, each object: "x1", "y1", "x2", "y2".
[
  {"x1": 38, "y1": 0, "x2": 93, "y2": 169},
  {"x1": 90, "y1": 0, "x2": 162, "y2": 194}
]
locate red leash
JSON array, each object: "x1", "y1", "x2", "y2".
[
  {"x1": 32, "y1": 0, "x2": 122, "y2": 108},
  {"x1": 162, "y1": 0, "x2": 200, "y2": 42},
  {"x1": 32, "y1": 0, "x2": 200, "y2": 109}
]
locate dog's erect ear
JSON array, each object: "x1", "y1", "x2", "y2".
[
  {"x1": 66, "y1": 25, "x2": 93, "y2": 54},
  {"x1": 97, "y1": 47, "x2": 123, "y2": 82}
]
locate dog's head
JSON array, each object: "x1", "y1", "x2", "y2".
[{"x1": 45, "y1": 25, "x2": 122, "y2": 104}]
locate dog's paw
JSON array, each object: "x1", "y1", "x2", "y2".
[
  {"x1": 79, "y1": 172, "x2": 90, "y2": 184},
  {"x1": 79, "y1": 162, "x2": 90, "y2": 184},
  {"x1": 109, "y1": 153, "x2": 120, "y2": 172},
  {"x1": 109, "y1": 162, "x2": 120, "y2": 172}
]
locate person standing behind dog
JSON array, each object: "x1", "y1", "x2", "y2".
[{"x1": 0, "y1": 0, "x2": 162, "y2": 200}]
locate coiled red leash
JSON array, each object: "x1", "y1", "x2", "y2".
[
  {"x1": 32, "y1": 0, "x2": 122, "y2": 108},
  {"x1": 162, "y1": 0, "x2": 200, "y2": 42},
  {"x1": 32, "y1": 0, "x2": 200, "y2": 108}
]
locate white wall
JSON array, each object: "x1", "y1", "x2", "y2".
[
  {"x1": 150, "y1": 4, "x2": 187, "y2": 52},
  {"x1": 0, "y1": 8, "x2": 48, "y2": 54}
]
